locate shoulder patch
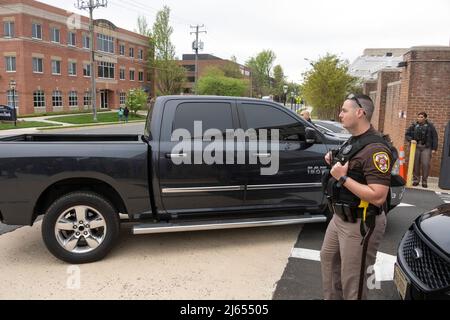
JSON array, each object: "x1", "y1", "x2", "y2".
[{"x1": 373, "y1": 152, "x2": 390, "y2": 173}]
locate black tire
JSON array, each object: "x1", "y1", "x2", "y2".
[{"x1": 42, "y1": 192, "x2": 120, "y2": 264}]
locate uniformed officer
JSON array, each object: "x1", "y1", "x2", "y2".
[
  {"x1": 405, "y1": 112, "x2": 438, "y2": 188},
  {"x1": 320, "y1": 94, "x2": 394, "y2": 300}
]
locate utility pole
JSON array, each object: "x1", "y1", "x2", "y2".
[
  {"x1": 75, "y1": 0, "x2": 107, "y2": 122},
  {"x1": 190, "y1": 25, "x2": 206, "y2": 94}
]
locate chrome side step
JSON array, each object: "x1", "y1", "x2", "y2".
[{"x1": 132, "y1": 215, "x2": 327, "y2": 235}]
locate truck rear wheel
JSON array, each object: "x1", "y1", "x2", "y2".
[{"x1": 42, "y1": 192, "x2": 120, "y2": 264}]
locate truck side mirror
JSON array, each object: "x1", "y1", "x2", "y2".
[{"x1": 305, "y1": 127, "x2": 317, "y2": 144}]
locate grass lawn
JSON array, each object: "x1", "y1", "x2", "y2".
[
  {"x1": 0, "y1": 121, "x2": 61, "y2": 130},
  {"x1": 47, "y1": 112, "x2": 146, "y2": 124}
]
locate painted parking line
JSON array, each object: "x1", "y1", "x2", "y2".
[{"x1": 290, "y1": 248, "x2": 397, "y2": 282}]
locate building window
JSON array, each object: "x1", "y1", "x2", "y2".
[
  {"x1": 5, "y1": 56, "x2": 16, "y2": 72},
  {"x1": 138, "y1": 71, "x2": 144, "y2": 82},
  {"x1": 119, "y1": 67, "x2": 125, "y2": 80},
  {"x1": 129, "y1": 70, "x2": 135, "y2": 81},
  {"x1": 32, "y1": 57, "x2": 43, "y2": 73},
  {"x1": 83, "y1": 64, "x2": 91, "y2": 77},
  {"x1": 69, "y1": 91, "x2": 78, "y2": 106},
  {"x1": 4, "y1": 21, "x2": 14, "y2": 38},
  {"x1": 51, "y1": 27, "x2": 60, "y2": 43},
  {"x1": 52, "y1": 90, "x2": 63, "y2": 107},
  {"x1": 33, "y1": 90, "x2": 45, "y2": 107},
  {"x1": 82, "y1": 34, "x2": 90, "y2": 49},
  {"x1": 51, "y1": 60, "x2": 61, "y2": 75},
  {"x1": 32, "y1": 23, "x2": 42, "y2": 39},
  {"x1": 98, "y1": 61, "x2": 115, "y2": 79},
  {"x1": 138, "y1": 49, "x2": 143, "y2": 60},
  {"x1": 84, "y1": 91, "x2": 92, "y2": 107},
  {"x1": 68, "y1": 61, "x2": 77, "y2": 76},
  {"x1": 7, "y1": 90, "x2": 19, "y2": 109},
  {"x1": 183, "y1": 64, "x2": 196, "y2": 72},
  {"x1": 147, "y1": 72, "x2": 152, "y2": 82},
  {"x1": 97, "y1": 33, "x2": 114, "y2": 53},
  {"x1": 68, "y1": 31, "x2": 76, "y2": 46},
  {"x1": 129, "y1": 47, "x2": 134, "y2": 58},
  {"x1": 119, "y1": 92, "x2": 126, "y2": 106},
  {"x1": 187, "y1": 76, "x2": 195, "y2": 83},
  {"x1": 119, "y1": 44, "x2": 125, "y2": 56}
]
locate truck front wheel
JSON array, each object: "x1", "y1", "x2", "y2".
[{"x1": 42, "y1": 192, "x2": 120, "y2": 264}]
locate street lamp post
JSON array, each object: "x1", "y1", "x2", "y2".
[
  {"x1": 9, "y1": 79, "x2": 17, "y2": 127},
  {"x1": 283, "y1": 84, "x2": 288, "y2": 107}
]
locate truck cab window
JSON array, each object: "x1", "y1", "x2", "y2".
[
  {"x1": 241, "y1": 104, "x2": 306, "y2": 141},
  {"x1": 173, "y1": 102, "x2": 233, "y2": 138}
]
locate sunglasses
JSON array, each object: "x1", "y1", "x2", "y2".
[{"x1": 347, "y1": 93, "x2": 364, "y2": 109}]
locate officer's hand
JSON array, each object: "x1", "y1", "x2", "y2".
[
  {"x1": 325, "y1": 151, "x2": 332, "y2": 165},
  {"x1": 330, "y1": 161, "x2": 349, "y2": 180},
  {"x1": 411, "y1": 140, "x2": 417, "y2": 144},
  {"x1": 432, "y1": 150, "x2": 436, "y2": 154}
]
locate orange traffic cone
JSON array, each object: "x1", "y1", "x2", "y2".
[{"x1": 398, "y1": 145, "x2": 406, "y2": 180}]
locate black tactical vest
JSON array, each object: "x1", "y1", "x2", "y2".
[{"x1": 322, "y1": 130, "x2": 398, "y2": 212}]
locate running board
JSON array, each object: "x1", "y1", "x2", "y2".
[{"x1": 132, "y1": 215, "x2": 327, "y2": 235}]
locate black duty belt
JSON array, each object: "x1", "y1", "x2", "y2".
[{"x1": 327, "y1": 200, "x2": 381, "y2": 223}]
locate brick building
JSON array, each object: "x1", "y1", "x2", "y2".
[
  {"x1": 363, "y1": 46, "x2": 450, "y2": 177},
  {"x1": 0, "y1": 0, "x2": 151, "y2": 115},
  {"x1": 178, "y1": 54, "x2": 251, "y2": 94}
]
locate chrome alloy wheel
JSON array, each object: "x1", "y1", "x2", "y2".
[{"x1": 54, "y1": 205, "x2": 107, "y2": 254}]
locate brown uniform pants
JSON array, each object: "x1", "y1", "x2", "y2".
[
  {"x1": 413, "y1": 143, "x2": 432, "y2": 184},
  {"x1": 320, "y1": 213, "x2": 387, "y2": 300}
]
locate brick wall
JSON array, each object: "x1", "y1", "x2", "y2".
[
  {"x1": 384, "y1": 81, "x2": 404, "y2": 149},
  {"x1": 363, "y1": 81, "x2": 377, "y2": 95},
  {"x1": 372, "y1": 69, "x2": 401, "y2": 132},
  {"x1": 399, "y1": 47, "x2": 450, "y2": 177}
]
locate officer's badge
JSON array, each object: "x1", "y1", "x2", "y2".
[
  {"x1": 342, "y1": 145, "x2": 352, "y2": 155},
  {"x1": 373, "y1": 152, "x2": 390, "y2": 173}
]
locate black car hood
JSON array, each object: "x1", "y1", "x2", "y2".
[{"x1": 417, "y1": 204, "x2": 450, "y2": 255}]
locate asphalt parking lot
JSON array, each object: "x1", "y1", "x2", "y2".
[{"x1": 0, "y1": 188, "x2": 446, "y2": 300}]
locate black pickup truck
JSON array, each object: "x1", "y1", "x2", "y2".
[{"x1": 0, "y1": 96, "x2": 404, "y2": 263}]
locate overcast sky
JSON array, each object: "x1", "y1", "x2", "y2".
[{"x1": 40, "y1": 0, "x2": 450, "y2": 82}]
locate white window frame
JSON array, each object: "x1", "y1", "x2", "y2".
[
  {"x1": 33, "y1": 90, "x2": 45, "y2": 108},
  {"x1": 68, "y1": 91, "x2": 78, "y2": 107},
  {"x1": 119, "y1": 67, "x2": 125, "y2": 80},
  {"x1": 83, "y1": 63, "x2": 91, "y2": 77},
  {"x1": 129, "y1": 47, "x2": 134, "y2": 58},
  {"x1": 32, "y1": 57, "x2": 43, "y2": 73},
  {"x1": 52, "y1": 90, "x2": 63, "y2": 107},
  {"x1": 7, "y1": 89, "x2": 19, "y2": 109},
  {"x1": 5, "y1": 56, "x2": 16, "y2": 72},
  {"x1": 119, "y1": 44, "x2": 125, "y2": 56},
  {"x1": 51, "y1": 60, "x2": 61, "y2": 75},
  {"x1": 83, "y1": 91, "x2": 92, "y2": 107},
  {"x1": 138, "y1": 71, "x2": 144, "y2": 82},
  {"x1": 68, "y1": 31, "x2": 76, "y2": 46},
  {"x1": 32, "y1": 23, "x2": 42, "y2": 40},
  {"x1": 98, "y1": 61, "x2": 115, "y2": 79},
  {"x1": 138, "y1": 49, "x2": 143, "y2": 60},
  {"x1": 119, "y1": 92, "x2": 126, "y2": 106},
  {"x1": 97, "y1": 33, "x2": 114, "y2": 53},
  {"x1": 4, "y1": 21, "x2": 14, "y2": 38},
  {"x1": 68, "y1": 61, "x2": 77, "y2": 76},
  {"x1": 129, "y1": 69, "x2": 135, "y2": 81},
  {"x1": 82, "y1": 34, "x2": 90, "y2": 49},
  {"x1": 51, "y1": 27, "x2": 60, "y2": 43}
]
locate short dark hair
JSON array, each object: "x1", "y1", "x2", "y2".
[
  {"x1": 347, "y1": 94, "x2": 375, "y2": 121},
  {"x1": 418, "y1": 111, "x2": 428, "y2": 118}
]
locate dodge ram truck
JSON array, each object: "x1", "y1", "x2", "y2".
[{"x1": 0, "y1": 96, "x2": 404, "y2": 263}]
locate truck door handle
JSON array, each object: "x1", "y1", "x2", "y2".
[
  {"x1": 253, "y1": 153, "x2": 271, "y2": 158},
  {"x1": 165, "y1": 153, "x2": 187, "y2": 159}
]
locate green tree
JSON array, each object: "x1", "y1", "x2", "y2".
[
  {"x1": 246, "y1": 50, "x2": 276, "y2": 97},
  {"x1": 135, "y1": 15, "x2": 151, "y2": 36},
  {"x1": 301, "y1": 53, "x2": 358, "y2": 119},
  {"x1": 272, "y1": 64, "x2": 286, "y2": 102},
  {"x1": 197, "y1": 67, "x2": 248, "y2": 96},
  {"x1": 126, "y1": 88, "x2": 148, "y2": 114},
  {"x1": 148, "y1": 6, "x2": 185, "y2": 95}
]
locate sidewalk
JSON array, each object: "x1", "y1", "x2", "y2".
[
  {"x1": 0, "y1": 111, "x2": 147, "y2": 136},
  {"x1": 407, "y1": 176, "x2": 449, "y2": 194}
]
